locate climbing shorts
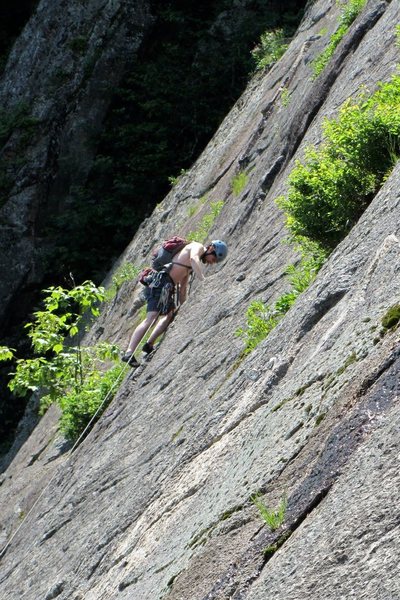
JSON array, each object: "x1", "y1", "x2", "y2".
[{"x1": 145, "y1": 271, "x2": 176, "y2": 315}]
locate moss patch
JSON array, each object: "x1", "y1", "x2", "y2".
[
  {"x1": 315, "y1": 412, "x2": 327, "y2": 427},
  {"x1": 263, "y1": 531, "x2": 292, "y2": 558},
  {"x1": 381, "y1": 304, "x2": 400, "y2": 332}
]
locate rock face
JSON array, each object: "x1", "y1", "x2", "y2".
[
  {"x1": 1, "y1": 1, "x2": 400, "y2": 599},
  {"x1": 0, "y1": 0, "x2": 151, "y2": 333}
]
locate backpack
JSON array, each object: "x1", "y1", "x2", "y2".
[
  {"x1": 138, "y1": 266, "x2": 155, "y2": 287},
  {"x1": 151, "y1": 236, "x2": 188, "y2": 271},
  {"x1": 138, "y1": 236, "x2": 188, "y2": 286}
]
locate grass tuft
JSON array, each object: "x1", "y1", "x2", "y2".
[{"x1": 252, "y1": 493, "x2": 287, "y2": 531}]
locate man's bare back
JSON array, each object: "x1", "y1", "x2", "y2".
[{"x1": 169, "y1": 241, "x2": 206, "y2": 285}]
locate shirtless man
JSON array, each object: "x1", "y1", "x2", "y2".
[{"x1": 122, "y1": 240, "x2": 228, "y2": 367}]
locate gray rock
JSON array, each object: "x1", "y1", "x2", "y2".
[
  {"x1": 1, "y1": 1, "x2": 400, "y2": 599},
  {"x1": 0, "y1": 0, "x2": 152, "y2": 331}
]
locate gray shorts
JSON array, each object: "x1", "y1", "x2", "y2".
[{"x1": 144, "y1": 271, "x2": 176, "y2": 315}]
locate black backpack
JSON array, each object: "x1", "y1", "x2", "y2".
[
  {"x1": 139, "y1": 236, "x2": 188, "y2": 286},
  {"x1": 151, "y1": 236, "x2": 188, "y2": 271}
]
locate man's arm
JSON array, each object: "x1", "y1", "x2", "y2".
[{"x1": 189, "y1": 244, "x2": 205, "y2": 281}]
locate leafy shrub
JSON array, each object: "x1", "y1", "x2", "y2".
[
  {"x1": 104, "y1": 262, "x2": 140, "y2": 301},
  {"x1": 2, "y1": 281, "x2": 124, "y2": 442},
  {"x1": 187, "y1": 204, "x2": 197, "y2": 218},
  {"x1": 286, "y1": 241, "x2": 327, "y2": 293},
  {"x1": 0, "y1": 346, "x2": 14, "y2": 361},
  {"x1": 237, "y1": 10, "x2": 399, "y2": 359},
  {"x1": 168, "y1": 168, "x2": 188, "y2": 187},
  {"x1": 236, "y1": 300, "x2": 279, "y2": 355},
  {"x1": 59, "y1": 361, "x2": 124, "y2": 441},
  {"x1": 340, "y1": 0, "x2": 368, "y2": 26},
  {"x1": 280, "y1": 86, "x2": 291, "y2": 107},
  {"x1": 252, "y1": 29, "x2": 288, "y2": 71},
  {"x1": 312, "y1": 0, "x2": 367, "y2": 78},
  {"x1": 187, "y1": 194, "x2": 208, "y2": 218},
  {"x1": 396, "y1": 24, "x2": 400, "y2": 48},
  {"x1": 277, "y1": 75, "x2": 400, "y2": 249},
  {"x1": 237, "y1": 244, "x2": 325, "y2": 354}
]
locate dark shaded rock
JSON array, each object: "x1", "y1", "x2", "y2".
[{"x1": 0, "y1": 0, "x2": 152, "y2": 334}]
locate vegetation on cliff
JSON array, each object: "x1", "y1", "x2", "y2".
[
  {"x1": 278, "y1": 74, "x2": 400, "y2": 249},
  {"x1": 1, "y1": 281, "x2": 127, "y2": 443},
  {"x1": 312, "y1": 0, "x2": 367, "y2": 78},
  {"x1": 0, "y1": 193, "x2": 229, "y2": 443},
  {"x1": 238, "y1": 72, "x2": 400, "y2": 354},
  {"x1": 0, "y1": 0, "x2": 306, "y2": 453}
]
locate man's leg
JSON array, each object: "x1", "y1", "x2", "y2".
[
  {"x1": 146, "y1": 310, "x2": 174, "y2": 347},
  {"x1": 125, "y1": 310, "x2": 159, "y2": 354}
]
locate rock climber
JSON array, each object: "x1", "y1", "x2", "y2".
[{"x1": 122, "y1": 240, "x2": 228, "y2": 367}]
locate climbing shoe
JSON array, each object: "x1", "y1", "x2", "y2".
[
  {"x1": 121, "y1": 351, "x2": 140, "y2": 368},
  {"x1": 142, "y1": 342, "x2": 154, "y2": 354}
]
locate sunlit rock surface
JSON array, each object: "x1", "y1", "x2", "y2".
[{"x1": 1, "y1": 1, "x2": 399, "y2": 599}]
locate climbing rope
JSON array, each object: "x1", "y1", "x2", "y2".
[
  {"x1": 0, "y1": 272, "x2": 190, "y2": 561},
  {"x1": 0, "y1": 359, "x2": 132, "y2": 562}
]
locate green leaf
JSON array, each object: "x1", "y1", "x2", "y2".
[{"x1": 0, "y1": 346, "x2": 14, "y2": 361}]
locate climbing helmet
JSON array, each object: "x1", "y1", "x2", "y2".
[{"x1": 211, "y1": 240, "x2": 228, "y2": 262}]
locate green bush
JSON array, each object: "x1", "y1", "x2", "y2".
[
  {"x1": 312, "y1": 0, "x2": 367, "y2": 78},
  {"x1": 236, "y1": 6, "x2": 398, "y2": 359},
  {"x1": 236, "y1": 300, "x2": 279, "y2": 355},
  {"x1": 168, "y1": 168, "x2": 188, "y2": 187},
  {"x1": 396, "y1": 24, "x2": 400, "y2": 48},
  {"x1": 236, "y1": 244, "x2": 325, "y2": 354},
  {"x1": 59, "y1": 361, "x2": 124, "y2": 441},
  {"x1": 0, "y1": 346, "x2": 14, "y2": 361},
  {"x1": 340, "y1": 0, "x2": 368, "y2": 26},
  {"x1": 277, "y1": 75, "x2": 400, "y2": 249},
  {"x1": 104, "y1": 262, "x2": 140, "y2": 301},
  {"x1": 285, "y1": 242, "x2": 327, "y2": 293},
  {"x1": 2, "y1": 281, "x2": 125, "y2": 442},
  {"x1": 252, "y1": 29, "x2": 288, "y2": 71},
  {"x1": 280, "y1": 86, "x2": 291, "y2": 107}
]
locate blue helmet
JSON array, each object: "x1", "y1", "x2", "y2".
[{"x1": 211, "y1": 240, "x2": 228, "y2": 262}]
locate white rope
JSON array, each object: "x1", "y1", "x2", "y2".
[
  {"x1": 0, "y1": 360, "x2": 132, "y2": 562},
  {"x1": 0, "y1": 283, "x2": 175, "y2": 561}
]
